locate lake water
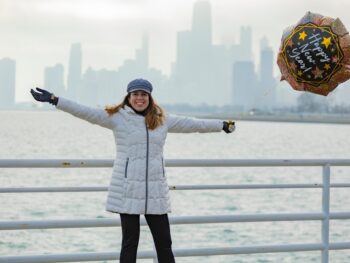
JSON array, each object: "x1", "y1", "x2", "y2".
[{"x1": 1, "y1": 111, "x2": 350, "y2": 262}]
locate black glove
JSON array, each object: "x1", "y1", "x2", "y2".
[
  {"x1": 223, "y1": 120, "x2": 235, "y2": 133},
  {"x1": 30, "y1": 87, "x2": 58, "y2": 105}
]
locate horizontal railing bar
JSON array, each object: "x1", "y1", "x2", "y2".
[
  {"x1": 0, "y1": 159, "x2": 113, "y2": 168},
  {"x1": 2, "y1": 242, "x2": 350, "y2": 263},
  {"x1": 168, "y1": 159, "x2": 350, "y2": 167},
  {"x1": 2, "y1": 212, "x2": 348, "y2": 231},
  {"x1": 0, "y1": 251, "x2": 120, "y2": 263},
  {"x1": 2, "y1": 183, "x2": 350, "y2": 193},
  {"x1": 331, "y1": 212, "x2": 350, "y2": 220},
  {"x1": 329, "y1": 242, "x2": 350, "y2": 250},
  {"x1": 174, "y1": 242, "x2": 349, "y2": 255},
  {"x1": 170, "y1": 183, "x2": 350, "y2": 189},
  {"x1": 1, "y1": 159, "x2": 350, "y2": 168},
  {"x1": 0, "y1": 187, "x2": 108, "y2": 193},
  {"x1": 4, "y1": 212, "x2": 347, "y2": 230},
  {"x1": 329, "y1": 183, "x2": 350, "y2": 188}
]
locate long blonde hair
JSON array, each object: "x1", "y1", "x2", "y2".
[{"x1": 105, "y1": 94, "x2": 165, "y2": 130}]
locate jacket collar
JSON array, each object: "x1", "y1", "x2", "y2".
[
  {"x1": 124, "y1": 105, "x2": 150, "y2": 117},
  {"x1": 124, "y1": 105, "x2": 136, "y2": 114},
  {"x1": 124, "y1": 105, "x2": 146, "y2": 117}
]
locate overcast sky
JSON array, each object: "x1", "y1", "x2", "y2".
[{"x1": 1, "y1": 0, "x2": 349, "y2": 102}]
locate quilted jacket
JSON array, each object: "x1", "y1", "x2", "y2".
[{"x1": 56, "y1": 97, "x2": 223, "y2": 214}]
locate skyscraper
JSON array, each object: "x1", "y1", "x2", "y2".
[
  {"x1": 238, "y1": 26, "x2": 253, "y2": 61},
  {"x1": 172, "y1": 0, "x2": 219, "y2": 104},
  {"x1": 232, "y1": 61, "x2": 258, "y2": 111},
  {"x1": 81, "y1": 67, "x2": 98, "y2": 106},
  {"x1": 258, "y1": 39, "x2": 276, "y2": 110},
  {"x1": 190, "y1": 0, "x2": 212, "y2": 82},
  {"x1": 192, "y1": 0, "x2": 212, "y2": 46},
  {"x1": 135, "y1": 33, "x2": 149, "y2": 71},
  {"x1": 44, "y1": 64, "x2": 65, "y2": 95},
  {"x1": 259, "y1": 47, "x2": 273, "y2": 85},
  {"x1": 0, "y1": 58, "x2": 16, "y2": 109},
  {"x1": 117, "y1": 33, "x2": 151, "y2": 88},
  {"x1": 67, "y1": 43, "x2": 82, "y2": 101}
]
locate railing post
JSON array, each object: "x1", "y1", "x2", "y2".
[{"x1": 322, "y1": 164, "x2": 330, "y2": 263}]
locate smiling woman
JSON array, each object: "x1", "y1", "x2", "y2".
[{"x1": 29, "y1": 77, "x2": 234, "y2": 262}]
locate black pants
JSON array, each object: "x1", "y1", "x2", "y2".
[{"x1": 119, "y1": 213, "x2": 175, "y2": 263}]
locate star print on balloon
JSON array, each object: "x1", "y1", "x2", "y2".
[
  {"x1": 283, "y1": 24, "x2": 342, "y2": 85},
  {"x1": 277, "y1": 12, "x2": 350, "y2": 96}
]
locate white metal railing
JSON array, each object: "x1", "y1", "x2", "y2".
[{"x1": 1, "y1": 159, "x2": 350, "y2": 263}]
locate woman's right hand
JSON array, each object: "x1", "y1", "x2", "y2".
[{"x1": 30, "y1": 87, "x2": 58, "y2": 105}]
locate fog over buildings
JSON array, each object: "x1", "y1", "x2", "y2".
[
  {"x1": 1, "y1": 0, "x2": 350, "y2": 112},
  {"x1": 0, "y1": 58, "x2": 16, "y2": 109}
]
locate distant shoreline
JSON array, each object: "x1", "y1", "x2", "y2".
[
  {"x1": 186, "y1": 113, "x2": 350, "y2": 125},
  {"x1": 235, "y1": 115, "x2": 350, "y2": 124},
  {"x1": 1, "y1": 109, "x2": 350, "y2": 125}
]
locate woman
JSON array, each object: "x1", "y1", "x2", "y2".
[{"x1": 30, "y1": 78, "x2": 235, "y2": 263}]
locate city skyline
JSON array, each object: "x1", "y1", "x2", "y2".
[
  {"x1": 1, "y1": 0, "x2": 350, "y2": 107},
  {"x1": 1, "y1": 0, "x2": 279, "y2": 109}
]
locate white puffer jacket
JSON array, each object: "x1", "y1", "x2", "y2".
[{"x1": 56, "y1": 97, "x2": 223, "y2": 214}]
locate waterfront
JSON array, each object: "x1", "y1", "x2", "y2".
[{"x1": 1, "y1": 111, "x2": 350, "y2": 262}]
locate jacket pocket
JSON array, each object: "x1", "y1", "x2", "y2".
[
  {"x1": 161, "y1": 157, "x2": 165, "y2": 177},
  {"x1": 124, "y1": 158, "x2": 129, "y2": 178}
]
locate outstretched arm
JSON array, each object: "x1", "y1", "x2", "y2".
[
  {"x1": 30, "y1": 88, "x2": 114, "y2": 129},
  {"x1": 166, "y1": 114, "x2": 235, "y2": 133}
]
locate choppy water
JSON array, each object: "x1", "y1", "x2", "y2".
[{"x1": 1, "y1": 111, "x2": 350, "y2": 262}]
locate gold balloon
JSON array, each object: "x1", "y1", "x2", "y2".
[{"x1": 277, "y1": 12, "x2": 350, "y2": 95}]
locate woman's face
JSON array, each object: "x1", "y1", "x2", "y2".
[{"x1": 128, "y1": 91, "x2": 150, "y2": 112}]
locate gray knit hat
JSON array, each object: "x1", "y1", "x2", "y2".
[{"x1": 127, "y1": 78, "x2": 153, "y2": 94}]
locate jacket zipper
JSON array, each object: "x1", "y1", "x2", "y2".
[
  {"x1": 124, "y1": 158, "x2": 129, "y2": 178},
  {"x1": 145, "y1": 125, "x2": 149, "y2": 214},
  {"x1": 161, "y1": 157, "x2": 165, "y2": 177}
]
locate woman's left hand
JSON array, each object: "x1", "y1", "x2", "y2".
[{"x1": 223, "y1": 120, "x2": 235, "y2": 133}]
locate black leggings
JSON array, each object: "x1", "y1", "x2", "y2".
[{"x1": 119, "y1": 213, "x2": 175, "y2": 263}]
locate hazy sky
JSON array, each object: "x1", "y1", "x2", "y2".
[{"x1": 1, "y1": 0, "x2": 350, "y2": 102}]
